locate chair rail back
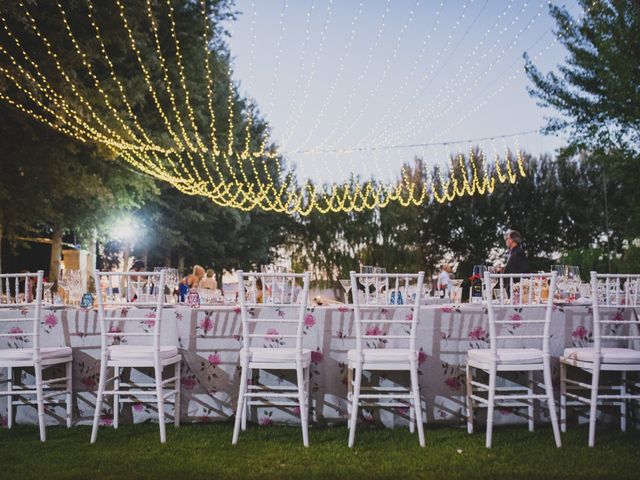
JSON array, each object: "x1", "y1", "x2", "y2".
[
  {"x1": 590, "y1": 272, "x2": 640, "y2": 352},
  {"x1": 94, "y1": 271, "x2": 166, "y2": 350},
  {"x1": 349, "y1": 271, "x2": 425, "y2": 353},
  {"x1": 0, "y1": 271, "x2": 44, "y2": 353},
  {"x1": 484, "y1": 271, "x2": 557, "y2": 355},
  {"x1": 236, "y1": 271, "x2": 311, "y2": 353}
]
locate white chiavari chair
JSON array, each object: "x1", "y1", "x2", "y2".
[
  {"x1": 91, "y1": 270, "x2": 181, "y2": 443},
  {"x1": 466, "y1": 272, "x2": 561, "y2": 448},
  {"x1": 0, "y1": 271, "x2": 72, "y2": 441},
  {"x1": 232, "y1": 271, "x2": 311, "y2": 446},
  {"x1": 560, "y1": 272, "x2": 640, "y2": 447},
  {"x1": 347, "y1": 271, "x2": 426, "y2": 448}
]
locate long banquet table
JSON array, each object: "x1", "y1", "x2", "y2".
[{"x1": 0, "y1": 302, "x2": 634, "y2": 428}]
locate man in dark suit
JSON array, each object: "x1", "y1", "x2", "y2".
[{"x1": 504, "y1": 230, "x2": 530, "y2": 274}]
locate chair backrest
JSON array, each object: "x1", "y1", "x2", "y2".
[
  {"x1": 483, "y1": 271, "x2": 557, "y2": 355},
  {"x1": 349, "y1": 271, "x2": 425, "y2": 353},
  {"x1": 94, "y1": 271, "x2": 166, "y2": 351},
  {"x1": 96, "y1": 271, "x2": 160, "y2": 304},
  {"x1": 236, "y1": 270, "x2": 310, "y2": 354},
  {"x1": 590, "y1": 272, "x2": 640, "y2": 352},
  {"x1": 245, "y1": 270, "x2": 301, "y2": 305},
  {"x1": 0, "y1": 271, "x2": 43, "y2": 353}
]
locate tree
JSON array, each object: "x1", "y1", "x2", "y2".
[
  {"x1": 524, "y1": 0, "x2": 640, "y2": 156},
  {"x1": 524, "y1": 0, "x2": 640, "y2": 243},
  {"x1": 1, "y1": 0, "x2": 287, "y2": 281}
]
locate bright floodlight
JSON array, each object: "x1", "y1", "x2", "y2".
[{"x1": 111, "y1": 216, "x2": 138, "y2": 243}]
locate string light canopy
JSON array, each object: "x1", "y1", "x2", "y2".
[{"x1": 0, "y1": 0, "x2": 529, "y2": 216}]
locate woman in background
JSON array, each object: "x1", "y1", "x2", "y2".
[
  {"x1": 179, "y1": 265, "x2": 205, "y2": 302},
  {"x1": 129, "y1": 260, "x2": 146, "y2": 281},
  {"x1": 199, "y1": 268, "x2": 218, "y2": 291}
]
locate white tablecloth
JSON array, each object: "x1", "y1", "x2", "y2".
[{"x1": 0, "y1": 302, "x2": 633, "y2": 427}]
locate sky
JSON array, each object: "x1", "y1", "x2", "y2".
[{"x1": 224, "y1": 0, "x2": 581, "y2": 184}]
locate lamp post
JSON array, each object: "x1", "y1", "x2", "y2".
[{"x1": 111, "y1": 216, "x2": 141, "y2": 273}]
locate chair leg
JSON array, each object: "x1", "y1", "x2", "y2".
[
  {"x1": 154, "y1": 365, "x2": 167, "y2": 443},
  {"x1": 91, "y1": 355, "x2": 109, "y2": 444},
  {"x1": 486, "y1": 365, "x2": 496, "y2": 448},
  {"x1": 232, "y1": 362, "x2": 249, "y2": 445},
  {"x1": 296, "y1": 363, "x2": 309, "y2": 447},
  {"x1": 304, "y1": 364, "x2": 311, "y2": 423},
  {"x1": 527, "y1": 370, "x2": 534, "y2": 432},
  {"x1": 6, "y1": 366, "x2": 13, "y2": 430},
  {"x1": 588, "y1": 363, "x2": 601, "y2": 448},
  {"x1": 543, "y1": 358, "x2": 562, "y2": 448},
  {"x1": 347, "y1": 367, "x2": 353, "y2": 421},
  {"x1": 113, "y1": 366, "x2": 120, "y2": 429},
  {"x1": 409, "y1": 400, "x2": 415, "y2": 434},
  {"x1": 409, "y1": 361, "x2": 425, "y2": 447},
  {"x1": 242, "y1": 368, "x2": 251, "y2": 432},
  {"x1": 34, "y1": 361, "x2": 46, "y2": 442},
  {"x1": 174, "y1": 361, "x2": 181, "y2": 428},
  {"x1": 620, "y1": 371, "x2": 627, "y2": 433},
  {"x1": 465, "y1": 363, "x2": 474, "y2": 434},
  {"x1": 560, "y1": 362, "x2": 567, "y2": 433},
  {"x1": 66, "y1": 361, "x2": 73, "y2": 428},
  {"x1": 348, "y1": 363, "x2": 362, "y2": 448}
]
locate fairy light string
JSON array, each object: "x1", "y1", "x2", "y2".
[{"x1": 0, "y1": 0, "x2": 532, "y2": 215}]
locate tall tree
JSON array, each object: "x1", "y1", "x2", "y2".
[
  {"x1": 524, "y1": 0, "x2": 640, "y2": 156},
  {"x1": 524, "y1": 0, "x2": 640, "y2": 242}
]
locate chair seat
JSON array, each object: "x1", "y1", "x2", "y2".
[
  {"x1": 347, "y1": 348, "x2": 418, "y2": 364},
  {"x1": 108, "y1": 345, "x2": 179, "y2": 362},
  {"x1": 468, "y1": 348, "x2": 543, "y2": 365},
  {"x1": 0, "y1": 347, "x2": 72, "y2": 362},
  {"x1": 240, "y1": 347, "x2": 311, "y2": 364},
  {"x1": 563, "y1": 347, "x2": 640, "y2": 364}
]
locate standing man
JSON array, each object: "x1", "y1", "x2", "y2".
[{"x1": 504, "y1": 230, "x2": 530, "y2": 274}]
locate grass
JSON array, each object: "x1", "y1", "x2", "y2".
[{"x1": 0, "y1": 422, "x2": 639, "y2": 479}]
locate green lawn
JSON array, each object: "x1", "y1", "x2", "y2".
[{"x1": 1, "y1": 422, "x2": 639, "y2": 479}]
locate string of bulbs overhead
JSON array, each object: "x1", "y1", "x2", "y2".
[{"x1": 0, "y1": 0, "x2": 533, "y2": 215}]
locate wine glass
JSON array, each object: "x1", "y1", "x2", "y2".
[
  {"x1": 423, "y1": 282, "x2": 432, "y2": 301},
  {"x1": 164, "y1": 268, "x2": 180, "y2": 303},
  {"x1": 57, "y1": 269, "x2": 70, "y2": 304},
  {"x1": 339, "y1": 279, "x2": 352, "y2": 303},
  {"x1": 43, "y1": 281, "x2": 54, "y2": 304},
  {"x1": 472, "y1": 265, "x2": 487, "y2": 278}
]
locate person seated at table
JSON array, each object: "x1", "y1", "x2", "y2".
[
  {"x1": 199, "y1": 268, "x2": 218, "y2": 291},
  {"x1": 255, "y1": 278, "x2": 264, "y2": 303},
  {"x1": 179, "y1": 265, "x2": 205, "y2": 302},
  {"x1": 504, "y1": 230, "x2": 530, "y2": 274},
  {"x1": 437, "y1": 264, "x2": 453, "y2": 297},
  {"x1": 129, "y1": 260, "x2": 146, "y2": 281}
]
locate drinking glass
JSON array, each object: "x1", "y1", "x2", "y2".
[
  {"x1": 164, "y1": 268, "x2": 180, "y2": 303},
  {"x1": 472, "y1": 265, "x2": 487, "y2": 278},
  {"x1": 43, "y1": 281, "x2": 54, "y2": 304},
  {"x1": 567, "y1": 266, "x2": 581, "y2": 282},
  {"x1": 339, "y1": 279, "x2": 352, "y2": 303}
]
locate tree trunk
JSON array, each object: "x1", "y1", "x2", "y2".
[
  {"x1": 0, "y1": 224, "x2": 3, "y2": 274},
  {"x1": 87, "y1": 229, "x2": 97, "y2": 292},
  {"x1": 49, "y1": 226, "x2": 63, "y2": 289},
  {"x1": 122, "y1": 243, "x2": 131, "y2": 273},
  {"x1": 141, "y1": 247, "x2": 149, "y2": 269},
  {"x1": 177, "y1": 254, "x2": 185, "y2": 277}
]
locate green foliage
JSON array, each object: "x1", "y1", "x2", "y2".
[
  {"x1": 561, "y1": 244, "x2": 640, "y2": 276},
  {"x1": 0, "y1": 0, "x2": 286, "y2": 274},
  {"x1": 525, "y1": 0, "x2": 640, "y2": 241},
  {"x1": 524, "y1": 0, "x2": 640, "y2": 156},
  {"x1": 289, "y1": 152, "x2": 610, "y2": 284}
]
